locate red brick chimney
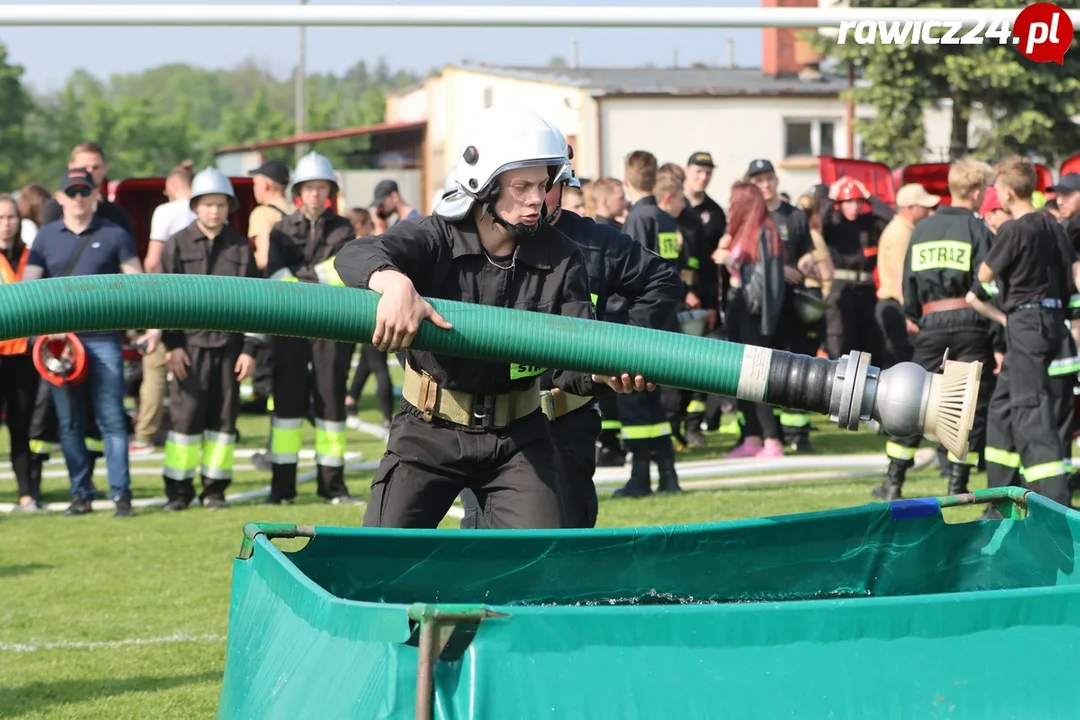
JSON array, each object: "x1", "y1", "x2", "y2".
[{"x1": 763, "y1": 0, "x2": 820, "y2": 76}]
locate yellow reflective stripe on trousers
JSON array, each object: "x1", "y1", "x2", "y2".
[
  {"x1": 314, "y1": 418, "x2": 346, "y2": 467},
  {"x1": 164, "y1": 431, "x2": 202, "y2": 480},
  {"x1": 267, "y1": 395, "x2": 275, "y2": 413},
  {"x1": 29, "y1": 439, "x2": 54, "y2": 455},
  {"x1": 601, "y1": 419, "x2": 622, "y2": 431},
  {"x1": 886, "y1": 441, "x2": 917, "y2": 461},
  {"x1": 947, "y1": 451, "x2": 979, "y2": 466},
  {"x1": 85, "y1": 437, "x2": 104, "y2": 453},
  {"x1": 202, "y1": 430, "x2": 236, "y2": 480},
  {"x1": 984, "y1": 447, "x2": 1021, "y2": 468},
  {"x1": 779, "y1": 412, "x2": 810, "y2": 428},
  {"x1": 270, "y1": 417, "x2": 303, "y2": 464},
  {"x1": 1024, "y1": 460, "x2": 1068, "y2": 482},
  {"x1": 686, "y1": 400, "x2": 707, "y2": 414},
  {"x1": 269, "y1": 268, "x2": 297, "y2": 282},
  {"x1": 620, "y1": 422, "x2": 672, "y2": 440}
]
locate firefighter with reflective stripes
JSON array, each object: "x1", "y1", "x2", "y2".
[
  {"x1": 976, "y1": 156, "x2": 1080, "y2": 509},
  {"x1": 148, "y1": 169, "x2": 261, "y2": 510},
  {"x1": 459, "y1": 141, "x2": 683, "y2": 528},
  {"x1": 822, "y1": 177, "x2": 889, "y2": 362},
  {"x1": 334, "y1": 104, "x2": 652, "y2": 529},
  {"x1": 616, "y1": 151, "x2": 688, "y2": 495},
  {"x1": 264, "y1": 152, "x2": 359, "y2": 504},
  {"x1": 872, "y1": 160, "x2": 997, "y2": 501}
]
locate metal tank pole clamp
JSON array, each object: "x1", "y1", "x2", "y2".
[{"x1": 759, "y1": 349, "x2": 982, "y2": 460}]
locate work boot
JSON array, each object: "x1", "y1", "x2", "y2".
[
  {"x1": 200, "y1": 478, "x2": 230, "y2": 510},
  {"x1": 788, "y1": 427, "x2": 815, "y2": 454},
  {"x1": 113, "y1": 492, "x2": 134, "y2": 518},
  {"x1": 613, "y1": 456, "x2": 653, "y2": 498},
  {"x1": 595, "y1": 446, "x2": 626, "y2": 468},
  {"x1": 946, "y1": 464, "x2": 971, "y2": 496},
  {"x1": 64, "y1": 495, "x2": 92, "y2": 516},
  {"x1": 935, "y1": 446, "x2": 950, "y2": 479},
  {"x1": 653, "y1": 438, "x2": 681, "y2": 493},
  {"x1": 871, "y1": 460, "x2": 907, "y2": 501}
]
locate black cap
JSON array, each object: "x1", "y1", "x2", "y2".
[
  {"x1": 248, "y1": 159, "x2": 290, "y2": 186},
  {"x1": 61, "y1": 168, "x2": 95, "y2": 192},
  {"x1": 687, "y1": 151, "x2": 715, "y2": 168},
  {"x1": 746, "y1": 159, "x2": 775, "y2": 178},
  {"x1": 1050, "y1": 172, "x2": 1080, "y2": 194},
  {"x1": 372, "y1": 179, "x2": 399, "y2": 205}
]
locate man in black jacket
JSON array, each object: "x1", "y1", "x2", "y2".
[{"x1": 334, "y1": 105, "x2": 653, "y2": 529}]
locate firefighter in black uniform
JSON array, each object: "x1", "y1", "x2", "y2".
[
  {"x1": 459, "y1": 146, "x2": 683, "y2": 529},
  {"x1": 748, "y1": 159, "x2": 829, "y2": 452},
  {"x1": 658, "y1": 162, "x2": 709, "y2": 450},
  {"x1": 872, "y1": 160, "x2": 998, "y2": 500},
  {"x1": 615, "y1": 151, "x2": 688, "y2": 497},
  {"x1": 265, "y1": 151, "x2": 359, "y2": 505},
  {"x1": 334, "y1": 104, "x2": 653, "y2": 529},
  {"x1": 976, "y1": 156, "x2": 1080, "y2": 508},
  {"x1": 822, "y1": 177, "x2": 890, "y2": 362},
  {"x1": 682, "y1": 152, "x2": 726, "y2": 444},
  {"x1": 149, "y1": 168, "x2": 261, "y2": 510}
]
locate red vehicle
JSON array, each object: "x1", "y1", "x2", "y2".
[
  {"x1": 109, "y1": 176, "x2": 259, "y2": 262},
  {"x1": 820, "y1": 157, "x2": 1054, "y2": 207}
]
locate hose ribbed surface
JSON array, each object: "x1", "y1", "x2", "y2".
[{"x1": 2, "y1": 275, "x2": 758, "y2": 398}]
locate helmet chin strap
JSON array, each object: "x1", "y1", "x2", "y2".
[{"x1": 484, "y1": 201, "x2": 544, "y2": 240}]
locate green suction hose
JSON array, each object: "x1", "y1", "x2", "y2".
[{"x1": 0, "y1": 275, "x2": 978, "y2": 455}]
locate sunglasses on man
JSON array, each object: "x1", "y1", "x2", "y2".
[{"x1": 64, "y1": 186, "x2": 93, "y2": 198}]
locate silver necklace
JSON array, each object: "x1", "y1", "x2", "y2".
[{"x1": 484, "y1": 248, "x2": 516, "y2": 271}]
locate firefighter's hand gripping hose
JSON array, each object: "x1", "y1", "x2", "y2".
[{"x1": 0, "y1": 275, "x2": 981, "y2": 458}]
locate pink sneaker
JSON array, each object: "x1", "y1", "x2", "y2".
[
  {"x1": 726, "y1": 438, "x2": 763, "y2": 458},
  {"x1": 756, "y1": 438, "x2": 785, "y2": 458}
]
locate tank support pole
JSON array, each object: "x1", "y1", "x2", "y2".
[{"x1": 408, "y1": 605, "x2": 511, "y2": 720}]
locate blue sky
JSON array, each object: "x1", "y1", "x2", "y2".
[{"x1": 1, "y1": 0, "x2": 763, "y2": 91}]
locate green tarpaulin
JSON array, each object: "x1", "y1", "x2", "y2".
[{"x1": 218, "y1": 488, "x2": 1080, "y2": 719}]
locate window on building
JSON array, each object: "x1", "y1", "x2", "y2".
[
  {"x1": 785, "y1": 119, "x2": 839, "y2": 158},
  {"x1": 483, "y1": 87, "x2": 493, "y2": 109}
]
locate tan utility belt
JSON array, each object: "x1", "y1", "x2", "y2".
[
  {"x1": 540, "y1": 388, "x2": 595, "y2": 422},
  {"x1": 402, "y1": 365, "x2": 540, "y2": 429},
  {"x1": 832, "y1": 269, "x2": 874, "y2": 283}
]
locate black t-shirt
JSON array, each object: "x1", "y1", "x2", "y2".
[
  {"x1": 985, "y1": 211, "x2": 1074, "y2": 311},
  {"x1": 770, "y1": 201, "x2": 813, "y2": 267},
  {"x1": 41, "y1": 197, "x2": 134, "y2": 236},
  {"x1": 690, "y1": 193, "x2": 726, "y2": 253}
]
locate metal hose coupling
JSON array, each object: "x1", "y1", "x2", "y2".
[{"x1": 829, "y1": 352, "x2": 983, "y2": 460}]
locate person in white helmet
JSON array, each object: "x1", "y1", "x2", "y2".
[
  {"x1": 264, "y1": 151, "x2": 360, "y2": 505},
  {"x1": 334, "y1": 104, "x2": 654, "y2": 529},
  {"x1": 458, "y1": 131, "x2": 683, "y2": 528},
  {"x1": 140, "y1": 169, "x2": 261, "y2": 510}
]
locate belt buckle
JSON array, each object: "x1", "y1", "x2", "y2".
[{"x1": 472, "y1": 394, "x2": 495, "y2": 429}]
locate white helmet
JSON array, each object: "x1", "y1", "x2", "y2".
[
  {"x1": 433, "y1": 164, "x2": 474, "y2": 222},
  {"x1": 455, "y1": 105, "x2": 567, "y2": 200},
  {"x1": 189, "y1": 167, "x2": 238, "y2": 213},
  {"x1": 548, "y1": 125, "x2": 579, "y2": 189},
  {"x1": 292, "y1": 151, "x2": 338, "y2": 195}
]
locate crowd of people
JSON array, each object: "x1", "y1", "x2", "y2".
[{"x1": 2, "y1": 104, "x2": 1078, "y2": 527}]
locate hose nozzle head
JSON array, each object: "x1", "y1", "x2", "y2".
[{"x1": 871, "y1": 358, "x2": 982, "y2": 459}]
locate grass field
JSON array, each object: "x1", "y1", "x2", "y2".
[{"x1": 0, "y1": 370, "x2": 996, "y2": 719}]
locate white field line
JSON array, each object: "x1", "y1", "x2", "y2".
[{"x1": 0, "y1": 633, "x2": 226, "y2": 653}]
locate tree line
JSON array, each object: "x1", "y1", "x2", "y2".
[{"x1": 0, "y1": 42, "x2": 420, "y2": 191}]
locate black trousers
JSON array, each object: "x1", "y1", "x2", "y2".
[
  {"x1": 826, "y1": 283, "x2": 887, "y2": 363},
  {"x1": 726, "y1": 289, "x2": 780, "y2": 441},
  {"x1": 347, "y1": 344, "x2": 394, "y2": 422},
  {"x1": 364, "y1": 401, "x2": 563, "y2": 529},
  {"x1": 163, "y1": 344, "x2": 241, "y2": 502},
  {"x1": 0, "y1": 355, "x2": 39, "y2": 498},
  {"x1": 985, "y1": 308, "x2": 1070, "y2": 505},
  {"x1": 461, "y1": 405, "x2": 603, "y2": 530},
  {"x1": 887, "y1": 328, "x2": 995, "y2": 465},
  {"x1": 269, "y1": 336, "x2": 352, "y2": 501},
  {"x1": 875, "y1": 298, "x2": 914, "y2": 367}
]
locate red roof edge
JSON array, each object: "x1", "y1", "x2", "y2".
[{"x1": 215, "y1": 120, "x2": 427, "y2": 154}]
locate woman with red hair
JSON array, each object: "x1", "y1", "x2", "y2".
[{"x1": 712, "y1": 182, "x2": 787, "y2": 458}]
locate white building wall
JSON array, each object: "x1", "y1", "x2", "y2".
[{"x1": 598, "y1": 96, "x2": 862, "y2": 198}]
